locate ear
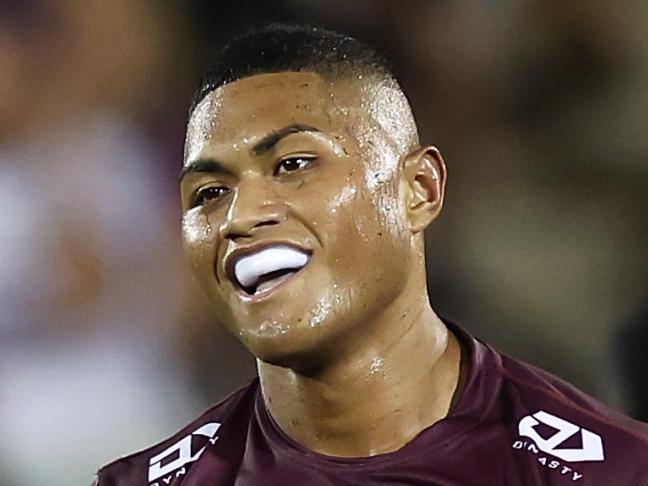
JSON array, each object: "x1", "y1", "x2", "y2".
[{"x1": 402, "y1": 145, "x2": 447, "y2": 233}]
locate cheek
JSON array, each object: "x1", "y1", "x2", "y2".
[
  {"x1": 324, "y1": 182, "x2": 397, "y2": 267},
  {"x1": 328, "y1": 183, "x2": 358, "y2": 215},
  {"x1": 323, "y1": 175, "x2": 410, "y2": 297},
  {"x1": 370, "y1": 178, "x2": 408, "y2": 237},
  {"x1": 362, "y1": 159, "x2": 408, "y2": 238},
  {"x1": 181, "y1": 208, "x2": 216, "y2": 274},
  {"x1": 335, "y1": 173, "x2": 407, "y2": 247}
]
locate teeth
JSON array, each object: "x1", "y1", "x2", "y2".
[{"x1": 234, "y1": 245, "x2": 309, "y2": 289}]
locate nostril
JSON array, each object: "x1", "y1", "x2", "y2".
[
  {"x1": 223, "y1": 220, "x2": 279, "y2": 241},
  {"x1": 225, "y1": 232, "x2": 249, "y2": 241},
  {"x1": 254, "y1": 220, "x2": 279, "y2": 229}
]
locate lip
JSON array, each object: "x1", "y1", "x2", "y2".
[{"x1": 221, "y1": 240, "x2": 313, "y2": 299}]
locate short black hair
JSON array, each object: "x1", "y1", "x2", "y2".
[{"x1": 189, "y1": 23, "x2": 398, "y2": 115}]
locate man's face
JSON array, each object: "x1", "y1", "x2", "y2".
[{"x1": 180, "y1": 72, "x2": 415, "y2": 367}]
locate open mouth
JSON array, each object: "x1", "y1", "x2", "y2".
[
  {"x1": 240, "y1": 267, "x2": 301, "y2": 295},
  {"x1": 229, "y1": 244, "x2": 311, "y2": 298}
]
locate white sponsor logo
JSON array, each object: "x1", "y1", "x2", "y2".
[
  {"x1": 518, "y1": 411, "x2": 604, "y2": 462},
  {"x1": 148, "y1": 422, "x2": 221, "y2": 484}
]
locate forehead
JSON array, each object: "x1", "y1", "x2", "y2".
[{"x1": 185, "y1": 72, "x2": 355, "y2": 163}]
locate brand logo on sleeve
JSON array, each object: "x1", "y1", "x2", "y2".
[
  {"x1": 518, "y1": 411, "x2": 604, "y2": 462},
  {"x1": 148, "y1": 422, "x2": 221, "y2": 485},
  {"x1": 512, "y1": 411, "x2": 604, "y2": 482}
]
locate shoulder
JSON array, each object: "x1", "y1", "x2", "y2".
[
  {"x1": 94, "y1": 379, "x2": 258, "y2": 486},
  {"x1": 498, "y1": 347, "x2": 648, "y2": 436},
  {"x1": 448, "y1": 320, "x2": 648, "y2": 484},
  {"x1": 495, "y1": 346, "x2": 648, "y2": 483}
]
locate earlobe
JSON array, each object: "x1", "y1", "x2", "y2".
[{"x1": 403, "y1": 145, "x2": 447, "y2": 233}]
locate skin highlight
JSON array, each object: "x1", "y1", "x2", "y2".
[{"x1": 180, "y1": 71, "x2": 463, "y2": 457}]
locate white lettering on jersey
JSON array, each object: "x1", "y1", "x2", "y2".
[
  {"x1": 148, "y1": 422, "x2": 221, "y2": 482},
  {"x1": 518, "y1": 411, "x2": 604, "y2": 462}
]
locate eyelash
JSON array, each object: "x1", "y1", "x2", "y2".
[{"x1": 191, "y1": 156, "x2": 315, "y2": 207}]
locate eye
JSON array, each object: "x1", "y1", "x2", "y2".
[
  {"x1": 274, "y1": 156, "x2": 315, "y2": 176},
  {"x1": 192, "y1": 185, "x2": 230, "y2": 207}
]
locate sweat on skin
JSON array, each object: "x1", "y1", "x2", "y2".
[{"x1": 179, "y1": 70, "x2": 461, "y2": 457}]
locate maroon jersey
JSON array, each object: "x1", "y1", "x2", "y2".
[{"x1": 96, "y1": 322, "x2": 648, "y2": 485}]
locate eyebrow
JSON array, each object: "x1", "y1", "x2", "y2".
[
  {"x1": 250, "y1": 123, "x2": 321, "y2": 156},
  {"x1": 178, "y1": 159, "x2": 231, "y2": 182},
  {"x1": 179, "y1": 123, "x2": 322, "y2": 182}
]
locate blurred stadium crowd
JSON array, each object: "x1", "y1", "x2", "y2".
[{"x1": 0, "y1": 1, "x2": 646, "y2": 484}]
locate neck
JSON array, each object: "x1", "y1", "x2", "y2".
[{"x1": 257, "y1": 279, "x2": 463, "y2": 458}]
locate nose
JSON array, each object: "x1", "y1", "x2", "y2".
[{"x1": 218, "y1": 177, "x2": 285, "y2": 240}]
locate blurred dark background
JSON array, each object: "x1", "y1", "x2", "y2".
[{"x1": 0, "y1": 1, "x2": 646, "y2": 484}]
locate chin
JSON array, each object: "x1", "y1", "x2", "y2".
[{"x1": 240, "y1": 324, "x2": 332, "y2": 373}]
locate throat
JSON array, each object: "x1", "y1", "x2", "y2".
[{"x1": 257, "y1": 315, "x2": 463, "y2": 457}]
